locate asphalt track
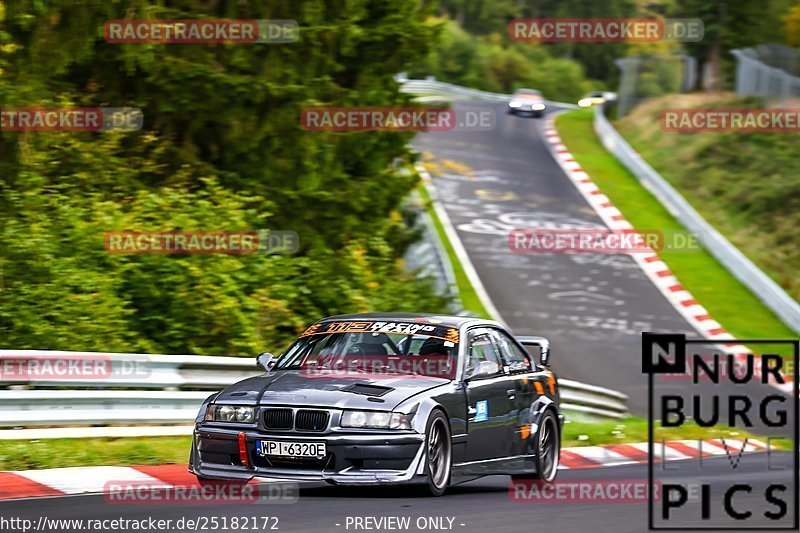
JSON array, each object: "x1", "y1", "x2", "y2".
[
  {"x1": 412, "y1": 102, "x2": 699, "y2": 412},
  {"x1": 412, "y1": 102, "x2": 794, "y2": 426},
  {"x1": 1, "y1": 454, "x2": 795, "y2": 532},
  {"x1": 2, "y1": 101, "x2": 796, "y2": 533}
]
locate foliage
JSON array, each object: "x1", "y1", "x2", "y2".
[
  {"x1": 0, "y1": 0, "x2": 449, "y2": 355},
  {"x1": 615, "y1": 94, "x2": 800, "y2": 304},
  {"x1": 786, "y1": 0, "x2": 800, "y2": 47},
  {"x1": 408, "y1": 18, "x2": 596, "y2": 101},
  {"x1": 672, "y1": 0, "x2": 795, "y2": 89},
  {"x1": 438, "y1": 0, "x2": 635, "y2": 83}
]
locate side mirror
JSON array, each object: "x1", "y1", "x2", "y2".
[
  {"x1": 465, "y1": 360, "x2": 500, "y2": 380},
  {"x1": 256, "y1": 352, "x2": 277, "y2": 371},
  {"x1": 516, "y1": 336, "x2": 551, "y2": 368}
]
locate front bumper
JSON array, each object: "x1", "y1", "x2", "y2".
[
  {"x1": 189, "y1": 426, "x2": 427, "y2": 486},
  {"x1": 508, "y1": 104, "x2": 545, "y2": 114}
]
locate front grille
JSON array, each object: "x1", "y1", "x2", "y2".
[
  {"x1": 295, "y1": 409, "x2": 329, "y2": 432},
  {"x1": 263, "y1": 408, "x2": 293, "y2": 430}
]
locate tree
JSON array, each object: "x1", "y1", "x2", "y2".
[
  {"x1": 0, "y1": 0, "x2": 449, "y2": 354},
  {"x1": 673, "y1": 0, "x2": 794, "y2": 90}
]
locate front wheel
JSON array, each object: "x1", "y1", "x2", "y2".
[{"x1": 423, "y1": 410, "x2": 452, "y2": 496}]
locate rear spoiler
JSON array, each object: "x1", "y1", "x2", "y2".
[{"x1": 515, "y1": 336, "x2": 551, "y2": 367}]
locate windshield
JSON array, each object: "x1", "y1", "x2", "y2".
[{"x1": 276, "y1": 321, "x2": 460, "y2": 378}]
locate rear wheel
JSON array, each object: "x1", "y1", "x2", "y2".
[
  {"x1": 512, "y1": 409, "x2": 559, "y2": 483},
  {"x1": 423, "y1": 410, "x2": 452, "y2": 496}
]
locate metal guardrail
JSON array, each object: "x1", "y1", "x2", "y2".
[
  {"x1": 0, "y1": 350, "x2": 627, "y2": 431},
  {"x1": 0, "y1": 390, "x2": 209, "y2": 426},
  {"x1": 400, "y1": 79, "x2": 511, "y2": 103},
  {"x1": 0, "y1": 350, "x2": 256, "y2": 389},
  {"x1": 594, "y1": 108, "x2": 800, "y2": 334},
  {"x1": 398, "y1": 78, "x2": 578, "y2": 109},
  {"x1": 559, "y1": 379, "x2": 628, "y2": 420},
  {"x1": 732, "y1": 46, "x2": 800, "y2": 101},
  {"x1": 403, "y1": 190, "x2": 460, "y2": 304}
]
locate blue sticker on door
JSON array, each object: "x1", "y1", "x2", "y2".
[{"x1": 474, "y1": 400, "x2": 488, "y2": 422}]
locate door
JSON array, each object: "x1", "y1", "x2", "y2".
[
  {"x1": 462, "y1": 329, "x2": 516, "y2": 466},
  {"x1": 490, "y1": 328, "x2": 547, "y2": 457}
]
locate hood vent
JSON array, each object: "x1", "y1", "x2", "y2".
[{"x1": 342, "y1": 383, "x2": 393, "y2": 397}]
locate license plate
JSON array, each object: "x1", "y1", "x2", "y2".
[{"x1": 256, "y1": 440, "x2": 326, "y2": 458}]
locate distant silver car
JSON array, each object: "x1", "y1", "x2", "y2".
[{"x1": 508, "y1": 88, "x2": 546, "y2": 118}]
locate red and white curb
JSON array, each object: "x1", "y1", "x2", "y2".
[
  {"x1": 0, "y1": 440, "x2": 769, "y2": 501},
  {"x1": 0, "y1": 463, "x2": 282, "y2": 501},
  {"x1": 558, "y1": 438, "x2": 767, "y2": 469},
  {"x1": 542, "y1": 117, "x2": 793, "y2": 396}
]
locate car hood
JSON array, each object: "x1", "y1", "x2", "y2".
[{"x1": 214, "y1": 370, "x2": 450, "y2": 411}]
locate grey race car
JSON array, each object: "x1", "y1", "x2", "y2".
[{"x1": 189, "y1": 313, "x2": 561, "y2": 496}]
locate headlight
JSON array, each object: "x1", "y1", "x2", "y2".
[
  {"x1": 532, "y1": 103, "x2": 545, "y2": 111},
  {"x1": 578, "y1": 98, "x2": 591, "y2": 108},
  {"x1": 205, "y1": 405, "x2": 255, "y2": 423},
  {"x1": 508, "y1": 101, "x2": 522, "y2": 108},
  {"x1": 341, "y1": 410, "x2": 412, "y2": 430}
]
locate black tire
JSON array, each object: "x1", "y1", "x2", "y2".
[
  {"x1": 423, "y1": 410, "x2": 452, "y2": 496},
  {"x1": 512, "y1": 409, "x2": 560, "y2": 483}
]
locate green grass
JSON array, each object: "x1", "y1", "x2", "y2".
[
  {"x1": 417, "y1": 182, "x2": 491, "y2": 319},
  {"x1": 0, "y1": 436, "x2": 192, "y2": 471},
  {"x1": 561, "y1": 416, "x2": 787, "y2": 449},
  {"x1": 555, "y1": 110, "x2": 796, "y2": 350},
  {"x1": 615, "y1": 95, "x2": 800, "y2": 305}
]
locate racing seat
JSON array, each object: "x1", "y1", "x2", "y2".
[
  {"x1": 348, "y1": 343, "x2": 388, "y2": 356},
  {"x1": 417, "y1": 337, "x2": 454, "y2": 357}
]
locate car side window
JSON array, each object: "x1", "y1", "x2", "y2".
[
  {"x1": 491, "y1": 330, "x2": 531, "y2": 373},
  {"x1": 465, "y1": 331, "x2": 503, "y2": 380}
]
